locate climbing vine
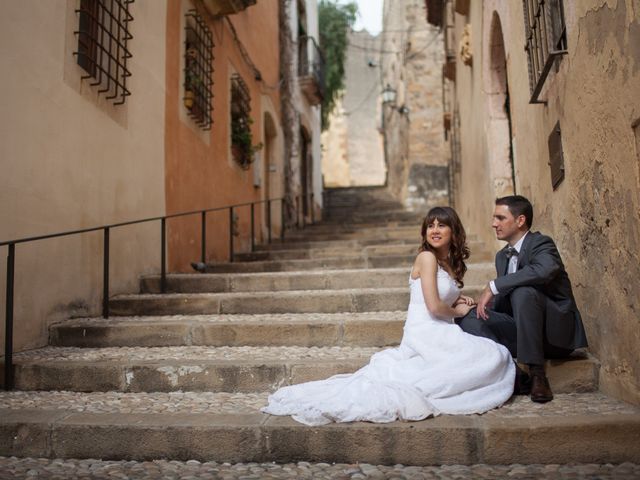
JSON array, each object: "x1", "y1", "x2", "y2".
[{"x1": 318, "y1": 0, "x2": 357, "y2": 130}]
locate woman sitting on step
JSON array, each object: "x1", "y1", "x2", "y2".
[{"x1": 262, "y1": 206, "x2": 515, "y2": 425}]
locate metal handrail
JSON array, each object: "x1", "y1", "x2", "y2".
[{"x1": 2, "y1": 192, "x2": 316, "y2": 390}]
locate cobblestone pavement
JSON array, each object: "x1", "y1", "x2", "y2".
[
  {"x1": 13, "y1": 345, "x2": 381, "y2": 363},
  {"x1": 1, "y1": 458, "x2": 639, "y2": 479},
  {"x1": 0, "y1": 392, "x2": 637, "y2": 417}
]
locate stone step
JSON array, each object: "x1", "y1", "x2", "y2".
[
  {"x1": 110, "y1": 285, "x2": 487, "y2": 316},
  {"x1": 2, "y1": 392, "x2": 636, "y2": 463},
  {"x1": 110, "y1": 288, "x2": 411, "y2": 316},
  {"x1": 142, "y1": 265, "x2": 495, "y2": 294},
  {"x1": 234, "y1": 241, "x2": 490, "y2": 263},
  {"x1": 201, "y1": 252, "x2": 492, "y2": 273},
  {"x1": 50, "y1": 312, "x2": 407, "y2": 348},
  {"x1": 8, "y1": 346, "x2": 598, "y2": 393}
]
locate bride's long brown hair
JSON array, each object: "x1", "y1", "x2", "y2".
[{"x1": 419, "y1": 206, "x2": 470, "y2": 287}]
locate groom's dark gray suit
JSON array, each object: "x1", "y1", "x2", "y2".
[{"x1": 459, "y1": 231, "x2": 588, "y2": 365}]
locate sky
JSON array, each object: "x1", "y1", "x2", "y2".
[{"x1": 337, "y1": 0, "x2": 383, "y2": 36}]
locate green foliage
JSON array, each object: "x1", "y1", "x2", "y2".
[
  {"x1": 318, "y1": 0, "x2": 357, "y2": 131},
  {"x1": 231, "y1": 116, "x2": 263, "y2": 170}
]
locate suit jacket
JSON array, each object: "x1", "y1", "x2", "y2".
[{"x1": 493, "y1": 231, "x2": 588, "y2": 350}]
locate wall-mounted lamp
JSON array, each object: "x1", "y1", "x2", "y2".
[
  {"x1": 381, "y1": 84, "x2": 397, "y2": 104},
  {"x1": 381, "y1": 83, "x2": 409, "y2": 115}
]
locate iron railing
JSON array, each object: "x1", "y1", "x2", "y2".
[
  {"x1": 1, "y1": 193, "x2": 316, "y2": 390},
  {"x1": 298, "y1": 35, "x2": 325, "y2": 101}
]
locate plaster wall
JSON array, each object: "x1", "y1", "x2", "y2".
[
  {"x1": 452, "y1": 0, "x2": 640, "y2": 403},
  {"x1": 0, "y1": 0, "x2": 167, "y2": 353},
  {"x1": 164, "y1": 0, "x2": 282, "y2": 271}
]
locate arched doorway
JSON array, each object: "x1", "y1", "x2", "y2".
[{"x1": 485, "y1": 12, "x2": 516, "y2": 197}]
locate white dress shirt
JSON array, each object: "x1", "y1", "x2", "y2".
[{"x1": 489, "y1": 231, "x2": 529, "y2": 295}]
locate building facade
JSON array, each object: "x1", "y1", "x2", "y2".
[
  {"x1": 381, "y1": 0, "x2": 449, "y2": 210},
  {"x1": 427, "y1": 0, "x2": 640, "y2": 404},
  {"x1": 322, "y1": 29, "x2": 386, "y2": 188},
  {"x1": 0, "y1": 0, "x2": 322, "y2": 355}
]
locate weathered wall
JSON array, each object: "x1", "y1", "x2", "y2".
[
  {"x1": 382, "y1": 0, "x2": 449, "y2": 209},
  {"x1": 450, "y1": 0, "x2": 640, "y2": 403},
  {"x1": 321, "y1": 29, "x2": 386, "y2": 187},
  {"x1": 0, "y1": 0, "x2": 167, "y2": 353},
  {"x1": 165, "y1": 0, "x2": 282, "y2": 270},
  {"x1": 321, "y1": 98, "x2": 352, "y2": 187}
]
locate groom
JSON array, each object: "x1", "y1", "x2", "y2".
[{"x1": 458, "y1": 195, "x2": 588, "y2": 403}]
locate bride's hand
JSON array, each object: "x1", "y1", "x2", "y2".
[
  {"x1": 453, "y1": 303, "x2": 474, "y2": 317},
  {"x1": 454, "y1": 295, "x2": 476, "y2": 306}
]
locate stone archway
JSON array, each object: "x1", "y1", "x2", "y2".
[{"x1": 484, "y1": 11, "x2": 516, "y2": 197}]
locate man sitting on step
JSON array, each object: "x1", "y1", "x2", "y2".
[{"x1": 457, "y1": 195, "x2": 588, "y2": 403}]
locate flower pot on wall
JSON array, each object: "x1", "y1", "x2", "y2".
[{"x1": 184, "y1": 90, "x2": 195, "y2": 110}]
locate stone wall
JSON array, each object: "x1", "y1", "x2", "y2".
[
  {"x1": 381, "y1": 0, "x2": 449, "y2": 210},
  {"x1": 321, "y1": 30, "x2": 386, "y2": 187},
  {"x1": 444, "y1": 0, "x2": 640, "y2": 403}
]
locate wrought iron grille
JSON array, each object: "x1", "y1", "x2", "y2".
[
  {"x1": 184, "y1": 10, "x2": 214, "y2": 130},
  {"x1": 74, "y1": 0, "x2": 134, "y2": 105},
  {"x1": 522, "y1": 0, "x2": 568, "y2": 104},
  {"x1": 230, "y1": 73, "x2": 254, "y2": 169}
]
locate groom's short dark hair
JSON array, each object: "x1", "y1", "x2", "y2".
[{"x1": 496, "y1": 195, "x2": 533, "y2": 228}]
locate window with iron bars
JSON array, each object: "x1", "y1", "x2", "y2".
[
  {"x1": 184, "y1": 10, "x2": 214, "y2": 130},
  {"x1": 522, "y1": 0, "x2": 568, "y2": 104},
  {"x1": 230, "y1": 73, "x2": 260, "y2": 170},
  {"x1": 74, "y1": 0, "x2": 134, "y2": 105}
]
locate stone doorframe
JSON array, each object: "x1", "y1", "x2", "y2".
[{"x1": 483, "y1": 6, "x2": 516, "y2": 198}]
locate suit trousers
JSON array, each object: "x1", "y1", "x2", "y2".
[{"x1": 457, "y1": 286, "x2": 573, "y2": 365}]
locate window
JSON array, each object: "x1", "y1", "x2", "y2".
[
  {"x1": 231, "y1": 73, "x2": 260, "y2": 170},
  {"x1": 74, "y1": 0, "x2": 134, "y2": 105},
  {"x1": 184, "y1": 10, "x2": 214, "y2": 130},
  {"x1": 522, "y1": 0, "x2": 567, "y2": 104},
  {"x1": 547, "y1": 121, "x2": 565, "y2": 189}
]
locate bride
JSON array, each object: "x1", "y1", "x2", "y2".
[{"x1": 262, "y1": 206, "x2": 515, "y2": 426}]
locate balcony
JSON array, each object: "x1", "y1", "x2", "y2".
[
  {"x1": 201, "y1": 0, "x2": 256, "y2": 17},
  {"x1": 298, "y1": 35, "x2": 325, "y2": 106}
]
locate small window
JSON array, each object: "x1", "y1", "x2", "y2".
[
  {"x1": 231, "y1": 73, "x2": 259, "y2": 170},
  {"x1": 547, "y1": 121, "x2": 565, "y2": 190},
  {"x1": 184, "y1": 10, "x2": 214, "y2": 130},
  {"x1": 522, "y1": 0, "x2": 568, "y2": 104},
  {"x1": 74, "y1": 0, "x2": 134, "y2": 105}
]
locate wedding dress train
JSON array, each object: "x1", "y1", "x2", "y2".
[{"x1": 261, "y1": 266, "x2": 515, "y2": 426}]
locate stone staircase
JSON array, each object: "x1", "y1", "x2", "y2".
[{"x1": 1, "y1": 187, "x2": 639, "y2": 465}]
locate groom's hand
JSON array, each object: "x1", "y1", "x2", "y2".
[{"x1": 476, "y1": 285, "x2": 494, "y2": 320}]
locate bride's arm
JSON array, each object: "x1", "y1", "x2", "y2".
[{"x1": 415, "y1": 252, "x2": 459, "y2": 319}]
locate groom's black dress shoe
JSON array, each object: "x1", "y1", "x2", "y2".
[
  {"x1": 513, "y1": 371, "x2": 531, "y2": 395},
  {"x1": 530, "y1": 373, "x2": 554, "y2": 403}
]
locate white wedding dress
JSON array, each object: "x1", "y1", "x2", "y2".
[{"x1": 262, "y1": 266, "x2": 515, "y2": 426}]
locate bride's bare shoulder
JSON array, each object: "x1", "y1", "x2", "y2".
[{"x1": 413, "y1": 250, "x2": 437, "y2": 275}]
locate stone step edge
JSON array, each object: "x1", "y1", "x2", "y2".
[
  {"x1": 2, "y1": 408, "x2": 638, "y2": 464},
  {"x1": 49, "y1": 311, "x2": 407, "y2": 348},
  {"x1": 114, "y1": 285, "x2": 484, "y2": 300},
  {"x1": 143, "y1": 264, "x2": 494, "y2": 280},
  {"x1": 50, "y1": 312, "x2": 408, "y2": 347},
  {"x1": 7, "y1": 353, "x2": 599, "y2": 394}
]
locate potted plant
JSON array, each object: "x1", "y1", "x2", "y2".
[{"x1": 231, "y1": 115, "x2": 263, "y2": 170}]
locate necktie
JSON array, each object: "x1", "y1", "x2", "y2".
[{"x1": 505, "y1": 247, "x2": 518, "y2": 259}]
